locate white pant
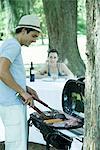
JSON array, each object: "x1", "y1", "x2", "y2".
[{"x1": 0, "y1": 105, "x2": 27, "y2": 150}]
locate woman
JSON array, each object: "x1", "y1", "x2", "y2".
[{"x1": 39, "y1": 49, "x2": 74, "y2": 78}]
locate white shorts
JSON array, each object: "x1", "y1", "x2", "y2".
[{"x1": 0, "y1": 105, "x2": 27, "y2": 150}]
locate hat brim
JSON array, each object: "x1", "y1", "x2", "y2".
[{"x1": 15, "y1": 25, "x2": 41, "y2": 32}]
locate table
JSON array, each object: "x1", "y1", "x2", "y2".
[{"x1": 27, "y1": 78, "x2": 67, "y2": 113}]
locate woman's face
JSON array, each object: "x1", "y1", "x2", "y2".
[{"x1": 48, "y1": 52, "x2": 58, "y2": 65}]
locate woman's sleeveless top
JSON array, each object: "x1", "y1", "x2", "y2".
[{"x1": 48, "y1": 63, "x2": 62, "y2": 76}]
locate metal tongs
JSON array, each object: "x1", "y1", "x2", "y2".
[
  {"x1": 16, "y1": 92, "x2": 58, "y2": 119},
  {"x1": 30, "y1": 95, "x2": 58, "y2": 119}
]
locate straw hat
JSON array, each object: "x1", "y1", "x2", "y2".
[{"x1": 16, "y1": 14, "x2": 41, "y2": 32}]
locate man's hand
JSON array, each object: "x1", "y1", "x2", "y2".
[
  {"x1": 20, "y1": 91, "x2": 34, "y2": 107},
  {"x1": 26, "y1": 86, "x2": 39, "y2": 100}
]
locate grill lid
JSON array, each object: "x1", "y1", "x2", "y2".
[{"x1": 62, "y1": 78, "x2": 85, "y2": 119}]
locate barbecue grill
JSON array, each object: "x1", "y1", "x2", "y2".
[{"x1": 28, "y1": 77, "x2": 85, "y2": 150}]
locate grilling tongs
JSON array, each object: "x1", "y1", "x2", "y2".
[
  {"x1": 16, "y1": 92, "x2": 57, "y2": 119},
  {"x1": 30, "y1": 95, "x2": 58, "y2": 119}
]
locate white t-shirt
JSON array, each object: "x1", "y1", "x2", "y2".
[{"x1": 0, "y1": 38, "x2": 26, "y2": 106}]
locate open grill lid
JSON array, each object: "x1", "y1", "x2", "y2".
[{"x1": 62, "y1": 78, "x2": 85, "y2": 119}]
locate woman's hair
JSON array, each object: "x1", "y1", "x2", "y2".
[{"x1": 48, "y1": 49, "x2": 59, "y2": 57}]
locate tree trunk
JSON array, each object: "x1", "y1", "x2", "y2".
[
  {"x1": 42, "y1": 0, "x2": 85, "y2": 76},
  {"x1": 3, "y1": 0, "x2": 12, "y2": 37},
  {"x1": 84, "y1": 0, "x2": 100, "y2": 149},
  {"x1": 8, "y1": 0, "x2": 32, "y2": 30}
]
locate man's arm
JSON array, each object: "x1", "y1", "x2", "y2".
[
  {"x1": 0, "y1": 57, "x2": 33, "y2": 106},
  {"x1": 0, "y1": 57, "x2": 25, "y2": 93}
]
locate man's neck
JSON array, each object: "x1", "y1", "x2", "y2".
[{"x1": 15, "y1": 34, "x2": 23, "y2": 46}]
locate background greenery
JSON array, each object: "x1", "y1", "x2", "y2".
[{"x1": 0, "y1": 0, "x2": 86, "y2": 39}]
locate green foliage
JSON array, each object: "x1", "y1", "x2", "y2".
[
  {"x1": 77, "y1": 0, "x2": 86, "y2": 35},
  {"x1": 0, "y1": 0, "x2": 86, "y2": 38},
  {"x1": 8, "y1": 0, "x2": 32, "y2": 28},
  {"x1": 31, "y1": 0, "x2": 48, "y2": 37},
  {"x1": 0, "y1": 3, "x2": 6, "y2": 38}
]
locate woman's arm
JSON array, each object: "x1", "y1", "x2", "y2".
[{"x1": 61, "y1": 63, "x2": 74, "y2": 77}]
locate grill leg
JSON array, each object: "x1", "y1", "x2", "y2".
[
  {"x1": 46, "y1": 142, "x2": 50, "y2": 150},
  {"x1": 27, "y1": 119, "x2": 31, "y2": 150}
]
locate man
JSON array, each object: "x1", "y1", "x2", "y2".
[{"x1": 0, "y1": 14, "x2": 41, "y2": 150}]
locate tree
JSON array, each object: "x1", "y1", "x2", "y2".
[
  {"x1": 42, "y1": 0, "x2": 85, "y2": 76},
  {"x1": 30, "y1": 0, "x2": 48, "y2": 44},
  {"x1": 8, "y1": 0, "x2": 32, "y2": 31},
  {"x1": 0, "y1": 0, "x2": 5, "y2": 37},
  {"x1": 0, "y1": 0, "x2": 30, "y2": 37},
  {"x1": 0, "y1": 0, "x2": 47, "y2": 41},
  {"x1": 84, "y1": 0, "x2": 100, "y2": 149}
]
